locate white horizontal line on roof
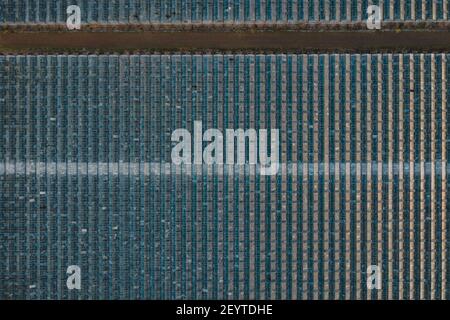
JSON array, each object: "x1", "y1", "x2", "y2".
[{"x1": 0, "y1": 161, "x2": 447, "y2": 176}]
